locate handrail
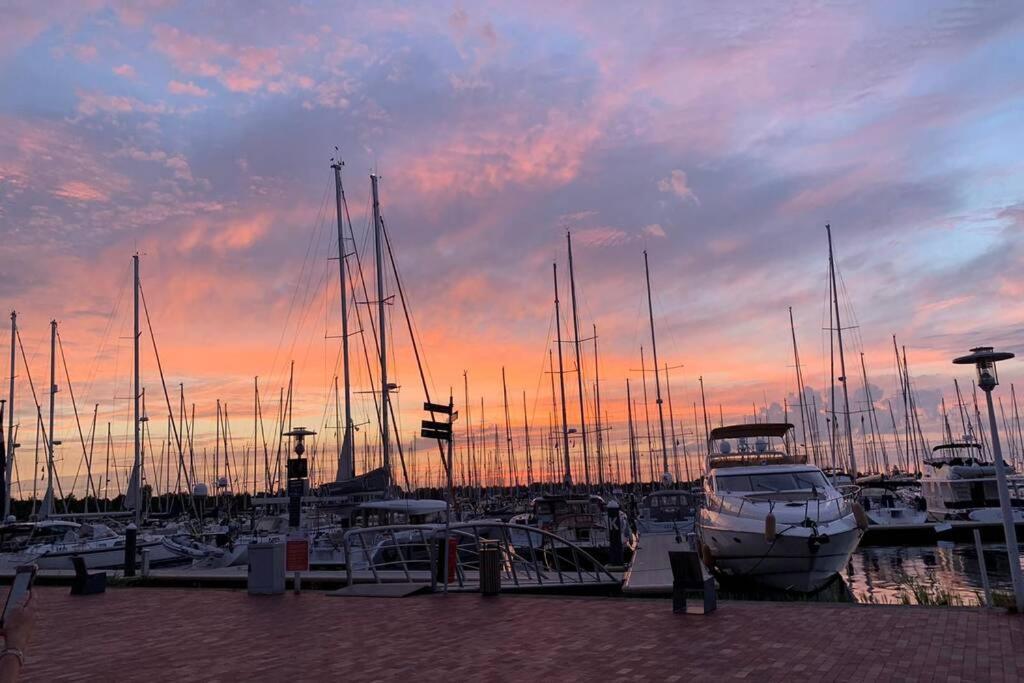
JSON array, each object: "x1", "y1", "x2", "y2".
[{"x1": 341, "y1": 522, "x2": 619, "y2": 589}]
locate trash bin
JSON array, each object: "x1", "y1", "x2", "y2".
[
  {"x1": 479, "y1": 539, "x2": 501, "y2": 596},
  {"x1": 248, "y1": 542, "x2": 286, "y2": 595}
]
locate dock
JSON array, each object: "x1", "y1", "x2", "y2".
[
  {"x1": 622, "y1": 533, "x2": 685, "y2": 595},
  {"x1": 22, "y1": 586, "x2": 1024, "y2": 680}
]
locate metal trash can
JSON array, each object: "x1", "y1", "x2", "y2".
[
  {"x1": 248, "y1": 542, "x2": 286, "y2": 595},
  {"x1": 479, "y1": 539, "x2": 501, "y2": 596}
]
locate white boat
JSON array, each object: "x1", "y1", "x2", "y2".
[
  {"x1": 921, "y1": 442, "x2": 1024, "y2": 523},
  {"x1": 508, "y1": 494, "x2": 634, "y2": 560},
  {"x1": 635, "y1": 489, "x2": 698, "y2": 537},
  {"x1": 855, "y1": 475, "x2": 928, "y2": 526},
  {"x1": 0, "y1": 520, "x2": 183, "y2": 570},
  {"x1": 698, "y1": 423, "x2": 866, "y2": 593}
]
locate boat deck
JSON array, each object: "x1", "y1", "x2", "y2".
[{"x1": 21, "y1": 587, "x2": 1024, "y2": 681}]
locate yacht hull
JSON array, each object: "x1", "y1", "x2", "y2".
[{"x1": 699, "y1": 516, "x2": 861, "y2": 593}]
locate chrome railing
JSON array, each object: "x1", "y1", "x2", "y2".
[{"x1": 342, "y1": 522, "x2": 619, "y2": 590}]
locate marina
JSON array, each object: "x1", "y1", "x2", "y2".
[{"x1": 3, "y1": 2, "x2": 1024, "y2": 680}]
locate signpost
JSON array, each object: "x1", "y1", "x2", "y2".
[{"x1": 422, "y1": 398, "x2": 457, "y2": 594}]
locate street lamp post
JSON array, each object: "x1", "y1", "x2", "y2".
[{"x1": 953, "y1": 346, "x2": 1024, "y2": 612}]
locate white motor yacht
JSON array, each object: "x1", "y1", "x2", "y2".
[
  {"x1": 0, "y1": 520, "x2": 183, "y2": 570},
  {"x1": 921, "y1": 442, "x2": 1024, "y2": 523},
  {"x1": 698, "y1": 423, "x2": 866, "y2": 593}
]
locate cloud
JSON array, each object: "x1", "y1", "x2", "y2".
[
  {"x1": 168, "y1": 80, "x2": 210, "y2": 97},
  {"x1": 52, "y1": 180, "x2": 110, "y2": 203},
  {"x1": 658, "y1": 169, "x2": 699, "y2": 205},
  {"x1": 112, "y1": 64, "x2": 137, "y2": 79}
]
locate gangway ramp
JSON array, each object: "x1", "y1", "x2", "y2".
[{"x1": 623, "y1": 533, "x2": 688, "y2": 595}]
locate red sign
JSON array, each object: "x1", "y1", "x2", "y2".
[{"x1": 286, "y1": 539, "x2": 309, "y2": 572}]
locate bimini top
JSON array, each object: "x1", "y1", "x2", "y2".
[
  {"x1": 709, "y1": 423, "x2": 794, "y2": 441},
  {"x1": 357, "y1": 499, "x2": 448, "y2": 515},
  {"x1": 932, "y1": 442, "x2": 982, "y2": 453}
]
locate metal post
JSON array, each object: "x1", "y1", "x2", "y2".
[
  {"x1": 332, "y1": 159, "x2": 353, "y2": 481},
  {"x1": 983, "y1": 387, "x2": 1024, "y2": 611},
  {"x1": 607, "y1": 500, "x2": 623, "y2": 567},
  {"x1": 973, "y1": 528, "x2": 992, "y2": 608},
  {"x1": 124, "y1": 524, "x2": 137, "y2": 577}
]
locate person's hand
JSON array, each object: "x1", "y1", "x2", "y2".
[{"x1": 0, "y1": 594, "x2": 34, "y2": 652}]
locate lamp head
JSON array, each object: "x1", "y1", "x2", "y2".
[{"x1": 953, "y1": 346, "x2": 1015, "y2": 392}]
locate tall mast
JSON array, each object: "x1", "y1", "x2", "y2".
[
  {"x1": 643, "y1": 251, "x2": 670, "y2": 482},
  {"x1": 522, "y1": 390, "x2": 533, "y2": 486},
  {"x1": 592, "y1": 323, "x2": 604, "y2": 489},
  {"x1": 826, "y1": 225, "x2": 858, "y2": 477},
  {"x1": 860, "y1": 352, "x2": 887, "y2": 473},
  {"x1": 553, "y1": 263, "x2": 572, "y2": 488},
  {"x1": 132, "y1": 253, "x2": 142, "y2": 526},
  {"x1": 43, "y1": 319, "x2": 57, "y2": 518},
  {"x1": 4, "y1": 310, "x2": 15, "y2": 518},
  {"x1": 639, "y1": 347, "x2": 654, "y2": 482},
  {"x1": 501, "y1": 367, "x2": 518, "y2": 488},
  {"x1": 332, "y1": 158, "x2": 353, "y2": 481},
  {"x1": 1013, "y1": 385, "x2": 1024, "y2": 472},
  {"x1": 626, "y1": 379, "x2": 637, "y2": 483},
  {"x1": 664, "y1": 364, "x2": 680, "y2": 483},
  {"x1": 371, "y1": 174, "x2": 390, "y2": 481},
  {"x1": 565, "y1": 232, "x2": 590, "y2": 487},
  {"x1": 698, "y1": 375, "x2": 710, "y2": 445},
  {"x1": 788, "y1": 307, "x2": 811, "y2": 464}
]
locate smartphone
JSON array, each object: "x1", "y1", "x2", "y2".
[{"x1": 1, "y1": 564, "x2": 36, "y2": 627}]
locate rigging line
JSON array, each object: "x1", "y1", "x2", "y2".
[
  {"x1": 380, "y1": 217, "x2": 448, "y2": 476},
  {"x1": 138, "y1": 281, "x2": 195, "y2": 502},
  {"x1": 56, "y1": 331, "x2": 96, "y2": 500},
  {"x1": 267, "y1": 175, "x2": 333, "y2": 388}
]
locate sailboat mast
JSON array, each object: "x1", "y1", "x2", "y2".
[
  {"x1": 553, "y1": 263, "x2": 572, "y2": 488},
  {"x1": 501, "y1": 367, "x2": 518, "y2": 488},
  {"x1": 332, "y1": 159, "x2": 353, "y2": 480},
  {"x1": 826, "y1": 225, "x2": 858, "y2": 477},
  {"x1": 45, "y1": 319, "x2": 56, "y2": 516},
  {"x1": 664, "y1": 364, "x2": 680, "y2": 482},
  {"x1": 132, "y1": 254, "x2": 142, "y2": 526},
  {"x1": 626, "y1": 379, "x2": 636, "y2": 484},
  {"x1": 371, "y1": 174, "x2": 389, "y2": 480},
  {"x1": 699, "y1": 375, "x2": 710, "y2": 445},
  {"x1": 565, "y1": 232, "x2": 590, "y2": 487},
  {"x1": 4, "y1": 310, "x2": 15, "y2": 518},
  {"x1": 788, "y1": 307, "x2": 811, "y2": 464},
  {"x1": 643, "y1": 251, "x2": 670, "y2": 481},
  {"x1": 592, "y1": 323, "x2": 603, "y2": 489},
  {"x1": 522, "y1": 390, "x2": 533, "y2": 486}
]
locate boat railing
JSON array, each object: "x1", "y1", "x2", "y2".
[
  {"x1": 342, "y1": 522, "x2": 619, "y2": 590},
  {"x1": 706, "y1": 487, "x2": 860, "y2": 524}
]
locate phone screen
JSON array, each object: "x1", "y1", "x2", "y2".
[{"x1": 2, "y1": 565, "x2": 36, "y2": 628}]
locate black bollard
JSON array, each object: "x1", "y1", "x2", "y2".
[
  {"x1": 607, "y1": 500, "x2": 624, "y2": 567},
  {"x1": 124, "y1": 524, "x2": 137, "y2": 577}
]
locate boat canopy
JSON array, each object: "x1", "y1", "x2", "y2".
[
  {"x1": 357, "y1": 499, "x2": 448, "y2": 515},
  {"x1": 932, "y1": 442, "x2": 983, "y2": 453},
  {"x1": 709, "y1": 423, "x2": 794, "y2": 441}
]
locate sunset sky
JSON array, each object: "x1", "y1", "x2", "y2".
[{"x1": 2, "y1": 1, "x2": 1024, "y2": 495}]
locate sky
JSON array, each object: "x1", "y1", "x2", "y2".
[{"x1": 2, "y1": 1, "x2": 1024, "y2": 495}]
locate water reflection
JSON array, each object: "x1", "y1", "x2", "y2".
[{"x1": 845, "y1": 543, "x2": 1020, "y2": 605}]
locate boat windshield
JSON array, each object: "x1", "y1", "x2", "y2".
[{"x1": 716, "y1": 470, "x2": 829, "y2": 493}]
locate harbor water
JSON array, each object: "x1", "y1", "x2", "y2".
[{"x1": 844, "y1": 542, "x2": 1021, "y2": 606}]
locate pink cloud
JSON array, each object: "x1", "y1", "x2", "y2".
[
  {"x1": 52, "y1": 180, "x2": 110, "y2": 202},
  {"x1": 113, "y1": 64, "x2": 136, "y2": 79},
  {"x1": 168, "y1": 80, "x2": 210, "y2": 97},
  {"x1": 658, "y1": 169, "x2": 699, "y2": 205}
]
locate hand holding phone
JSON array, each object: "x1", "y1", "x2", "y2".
[{"x1": 2, "y1": 565, "x2": 36, "y2": 630}]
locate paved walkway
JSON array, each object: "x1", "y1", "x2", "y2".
[{"x1": 21, "y1": 587, "x2": 1024, "y2": 681}]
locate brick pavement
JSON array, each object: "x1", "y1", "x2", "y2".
[{"x1": 20, "y1": 587, "x2": 1024, "y2": 681}]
